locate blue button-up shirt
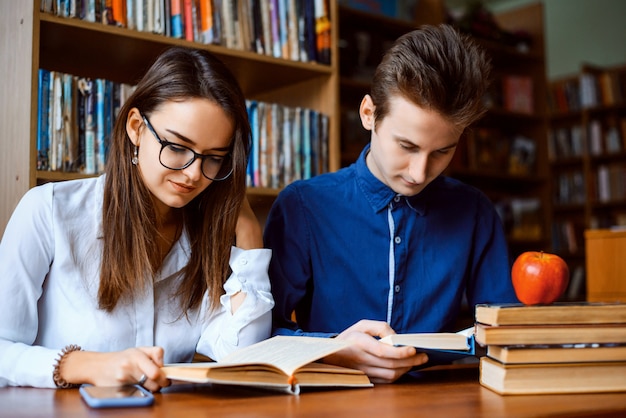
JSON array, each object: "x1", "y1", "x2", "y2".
[{"x1": 264, "y1": 145, "x2": 518, "y2": 337}]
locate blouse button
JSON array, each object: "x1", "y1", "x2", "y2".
[{"x1": 240, "y1": 259, "x2": 248, "y2": 266}]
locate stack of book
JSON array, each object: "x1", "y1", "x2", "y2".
[{"x1": 474, "y1": 302, "x2": 626, "y2": 395}]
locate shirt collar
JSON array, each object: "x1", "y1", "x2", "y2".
[
  {"x1": 356, "y1": 144, "x2": 428, "y2": 216},
  {"x1": 355, "y1": 144, "x2": 428, "y2": 216}
]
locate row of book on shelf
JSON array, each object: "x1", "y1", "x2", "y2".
[
  {"x1": 552, "y1": 169, "x2": 585, "y2": 206},
  {"x1": 548, "y1": 64, "x2": 626, "y2": 113},
  {"x1": 483, "y1": 75, "x2": 534, "y2": 115},
  {"x1": 552, "y1": 164, "x2": 626, "y2": 206},
  {"x1": 549, "y1": 117, "x2": 626, "y2": 161},
  {"x1": 458, "y1": 127, "x2": 537, "y2": 176},
  {"x1": 493, "y1": 197, "x2": 543, "y2": 241},
  {"x1": 594, "y1": 163, "x2": 626, "y2": 203},
  {"x1": 551, "y1": 218, "x2": 584, "y2": 255},
  {"x1": 36, "y1": 68, "x2": 329, "y2": 187},
  {"x1": 40, "y1": 0, "x2": 332, "y2": 64}
]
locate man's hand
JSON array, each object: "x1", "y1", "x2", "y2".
[{"x1": 322, "y1": 320, "x2": 428, "y2": 383}]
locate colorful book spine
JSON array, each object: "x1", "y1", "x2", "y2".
[
  {"x1": 314, "y1": 0, "x2": 331, "y2": 64},
  {"x1": 95, "y1": 78, "x2": 106, "y2": 173},
  {"x1": 278, "y1": 0, "x2": 289, "y2": 59},
  {"x1": 269, "y1": 0, "x2": 281, "y2": 58},
  {"x1": 83, "y1": 78, "x2": 96, "y2": 175},
  {"x1": 183, "y1": 0, "x2": 194, "y2": 41},
  {"x1": 170, "y1": 0, "x2": 183, "y2": 38},
  {"x1": 199, "y1": 0, "x2": 214, "y2": 44},
  {"x1": 37, "y1": 69, "x2": 51, "y2": 171},
  {"x1": 62, "y1": 73, "x2": 74, "y2": 171}
]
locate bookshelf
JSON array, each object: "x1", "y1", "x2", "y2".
[
  {"x1": 451, "y1": 3, "x2": 551, "y2": 263},
  {"x1": 338, "y1": 2, "x2": 552, "y2": 262},
  {"x1": 0, "y1": 1, "x2": 341, "y2": 236},
  {"x1": 548, "y1": 63, "x2": 626, "y2": 299}
]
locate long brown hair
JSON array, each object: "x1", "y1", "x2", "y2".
[
  {"x1": 100, "y1": 46, "x2": 251, "y2": 313},
  {"x1": 370, "y1": 24, "x2": 491, "y2": 130}
]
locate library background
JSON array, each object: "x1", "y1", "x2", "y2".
[{"x1": 1, "y1": 0, "x2": 625, "y2": 303}]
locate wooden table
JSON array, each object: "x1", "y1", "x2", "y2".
[{"x1": 2, "y1": 365, "x2": 625, "y2": 417}]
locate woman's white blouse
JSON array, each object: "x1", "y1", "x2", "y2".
[{"x1": 0, "y1": 176, "x2": 274, "y2": 388}]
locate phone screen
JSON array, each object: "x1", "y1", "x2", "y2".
[{"x1": 81, "y1": 385, "x2": 149, "y2": 399}]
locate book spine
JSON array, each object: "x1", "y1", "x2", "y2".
[
  {"x1": 112, "y1": 0, "x2": 127, "y2": 26},
  {"x1": 278, "y1": 0, "x2": 289, "y2": 59},
  {"x1": 126, "y1": 0, "x2": 136, "y2": 30},
  {"x1": 251, "y1": 0, "x2": 264, "y2": 54},
  {"x1": 37, "y1": 69, "x2": 51, "y2": 171},
  {"x1": 287, "y1": 0, "x2": 298, "y2": 61},
  {"x1": 95, "y1": 78, "x2": 106, "y2": 173},
  {"x1": 314, "y1": 0, "x2": 330, "y2": 65},
  {"x1": 170, "y1": 0, "x2": 183, "y2": 38},
  {"x1": 135, "y1": 0, "x2": 144, "y2": 31},
  {"x1": 259, "y1": 0, "x2": 271, "y2": 56},
  {"x1": 251, "y1": 100, "x2": 260, "y2": 187},
  {"x1": 153, "y1": 0, "x2": 165, "y2": 34},
  {"x1": 76, "y1": 78, "x2": 87, "y2": 172},
  {"x1": 269, "y1": 0, "x2": 281, "y2": 58},
  {"x1": 183, "y1": 0, "x2": 194, "y2": 41},
  {"x1": 199, "y1": 0, "x2": 214, "y2": 44},
  {"x1": 50, "y1": 71, "x2": 63, "y2": 172},
  {"x1": 62, "y1": 73, "x2": 74, "y2": 171},
  {"x1": 84, "y1": 78, "x2": 96, "y2": 175}
]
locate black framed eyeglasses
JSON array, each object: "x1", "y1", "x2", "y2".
[{"x1": 141, "y1": 113, "x2": 233, "y2": 181}]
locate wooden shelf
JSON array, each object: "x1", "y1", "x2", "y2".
[{"x1": 0, "y1": 1, "x2": 341, "y2": 235}]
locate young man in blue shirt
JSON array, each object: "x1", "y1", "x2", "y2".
[{"x1": 264, "y1": 24, "x2": 518, "y2": 383}]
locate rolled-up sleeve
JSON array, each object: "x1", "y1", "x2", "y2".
[{"x1": 196, "y1": 247, "x2": 274, "y2": 360}]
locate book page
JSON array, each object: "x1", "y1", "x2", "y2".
[
  {"x1": 220, "y1": 336, "x2": 350, "y2": 376},
  {"x1": 379, "y1": 327, "x2": 474, "y2": 351}
]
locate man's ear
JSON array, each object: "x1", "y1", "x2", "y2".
[
  {"x1": 359, "y1": 94, "x2": 375, "y2": 131},
  {"x1": 126, "y1": 107, "x2": 143, "y2": 146}
]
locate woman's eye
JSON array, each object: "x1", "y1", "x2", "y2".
[
  {"x1": 168, "y1": 144, "x2": 188, "y2": 154},
  {"x1": 208, "y1": 156, "x2": 225, "y2": 164}
]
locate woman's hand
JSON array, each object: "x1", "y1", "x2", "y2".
[
  {"x1": 322, "y1": 320, "x2": 429, "y2": 384},
  {"x1": 235, "y1": 196, "x2": 263, "y2": 250},
  {"x1": 61, "y1": 347, "x2": 170, "y2": 392}
]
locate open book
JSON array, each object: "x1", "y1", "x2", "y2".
[
  {"x1": 162, "y1": 336, "x2": 372, "y2": 395},
  {"x1": 379, "y1": 327, "x2": 476, "y2": 365}
]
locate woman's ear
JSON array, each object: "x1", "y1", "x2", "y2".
[
  {"x1": 126, "y1": 107, "x2": 143, "y2": 146},
  {"x1": 359, "y1": 95, "x2": 375, "y2": 131}
]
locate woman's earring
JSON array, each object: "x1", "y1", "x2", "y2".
[{"x1": 131, "y1": 146, "x2": 139, "y2": 165}]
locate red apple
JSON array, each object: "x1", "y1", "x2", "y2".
[{"x1": 511, "y1": 251, "x2": 570, "y2": 305}]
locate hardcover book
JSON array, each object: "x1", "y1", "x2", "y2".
[
  {"x1": 475, "y1": 323, "x2": 626, "y2": 346},
  {"x1": 380, "y1": 327, "x2": 476, "y2": 366},
  {"x1": 475, "y1": 302, "x2": 626, "y2": 326},
  {"x1": 480, "y1": 356, "x2": 626, "y2": 395},
  {"x1": 487, "y1": 343, "x2": 626, "y2": 364},
  {"x1": 162, "y1": 336, "x2": 372, "y2": 395}
]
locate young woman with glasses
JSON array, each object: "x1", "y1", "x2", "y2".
[{"x1": 0, "y1": 46, "x2": 274, "y2": 391}]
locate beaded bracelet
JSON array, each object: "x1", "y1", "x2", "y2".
[{"x1": 52, "y1": 344, "x2": 82, "y2": 388}]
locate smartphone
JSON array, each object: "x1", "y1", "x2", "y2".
[{"x1": 79, "y1": 384, "x2": 154, "y2": 408}]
